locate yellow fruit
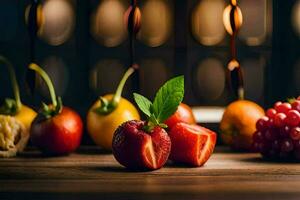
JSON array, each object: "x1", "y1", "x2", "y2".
[
  {"x1": 87, "y1": 94, "x2": 140, "y2": 150},
  {"x1": 220, "y1": 100, "x2": 265, "y2": 151},
  {"x1": 15, "y1": 105, "x2": 37, "y2": 130}
]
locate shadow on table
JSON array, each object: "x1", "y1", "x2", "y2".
[
  {"x1": 17, "y1": 146, "x2": 112, "y2": 158},
  {"x1": 240, "y1": 156, "x2": 300, "y2": 164},
  {"x1": 87, "y1": 165, "x2": 154, "y2": 173},
  {"x1": 76, "y1": 146, "x2": 112, "y2": 155}
]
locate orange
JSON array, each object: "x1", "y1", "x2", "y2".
[{"x1": 220, "y1": 100, "x2": 265, "y2": 151}]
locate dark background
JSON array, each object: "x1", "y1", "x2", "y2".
[{"x1": 0, "y1": 0, "x2": 299, "y2": 143}]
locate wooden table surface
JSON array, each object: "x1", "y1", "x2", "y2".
[{"x1": 1, "y1": 146, "x2": 300, "y2": 200}]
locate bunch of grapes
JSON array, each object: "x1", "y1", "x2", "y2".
[{"x1": 252, "y1": 97, "x2": 300, "y2": 160}]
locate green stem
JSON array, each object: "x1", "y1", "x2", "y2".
[
  {"x1": 29, "y1": 63, "x2": 57, "y2": 108},
  {"x1": 94, "y1": 65, "x2": 137, "y2": 115},
  {"x1": 111, "y1": 65, "x2": 136, "y2": 106},
  {"x1": 0, "y1": 55, "x2": 22, "y2": 111}
]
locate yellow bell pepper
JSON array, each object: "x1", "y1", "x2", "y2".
[{"x1": 86, "y1": 65, "x2": 140, "y2": 150}]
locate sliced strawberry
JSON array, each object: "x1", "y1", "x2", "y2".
[
  {"x1": 112, "y1": 120, "x2": 171, "y2": 170},
  {"x1": 169, "y1": 123, "x2": 217, "y2": 166},
  {"x1": 149, "y1": 126, "x2": 171, "y2": 168}
]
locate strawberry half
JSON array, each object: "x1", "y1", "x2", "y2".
[
  {"x1": 112, "y1": 120, "x2": 171, "y2": 170},
  {"x1": 169, "y1": 123, "x2": 217, "y2": 166}
]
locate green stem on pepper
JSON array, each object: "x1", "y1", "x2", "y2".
[
  {"x1": 0, "y1": 55, "x2": 22, "y2": 115},
  {"x1": 29, "y1": 63, "x2": 62, "y2": 118},
  {"x1": 94, "y1": 64, "x2": 138, "y2": 115}
]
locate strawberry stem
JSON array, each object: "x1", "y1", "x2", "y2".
[{"x1": 0, "y1": 55, "x2": 22, "y2": 113}]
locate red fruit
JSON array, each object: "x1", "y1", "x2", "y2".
[
  {"x1": 281, "y1": 138, "x2": 294, "y2": 152},
  {"x1": 275, "y1": 102, "x2": 291, "y2": 114},
  {"x1": 30, "y1": 107, "x2": 83, "y2": 155},
  {"x1": 290, "y1": 127, "x2": 300, "y2": 141},
  {"x1": 264, "y1": 129, "x2": 278, "y2": 141},
  {"x1": 298, "y1": 96, "x2": 300, "y2": 100},
  {"x1": 278, "y1": 125, "x2": 290, "y2": 138},
  {"x1": 253, "y1": 131, "x2": 264, "y2": 142},
  {"x1": 266, "y1": 108, "x2": 277, "y2": 119},
  {"x1": 274, "y1": 113, "x2": 287, "y2": 127},
  {"x1": 285, "y1": 110, "x2": 300, "y2": 127},
  {"x1": 271, "y1": 140, "x2": 280, "y2": 152},
  {"x1": 291, "y1": 100, "x2": 300, "y2": 112},
  {"x1": 294, "y1": 140, "x2": 300, "y2": 149},
  {"x1": 274, "y1": 101, "x2": 282, "y2": 110},
  {"x1": 164, "y1": 103, "x2": 196, "y2": 129},
  {"x1": 168, "y1": 123, "x2": 216, "y2": 167},
  {"x1": 112, "y1": 120, "x2": 171, "y2": 170},
  {"x1": 256, "y1": 116, "x2": 269, "y2": 131},
  {"x1": 256, "y1": 98, "x2": 300, "y2": 161},
  {"x1": 252, "y1": 142, "x2": 260, "y2": 152},
  {"x1": 259, "y1": 142, "x2": 271, "y2": 155}
]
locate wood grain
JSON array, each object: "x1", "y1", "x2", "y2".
[{"x1": 0, "y1": 146, "x2": 300, "y2": 200}]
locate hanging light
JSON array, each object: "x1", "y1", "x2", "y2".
[
  {"x1": 223, "y1": 0, "x2": 244, "y2": 99},
  {"x1": 223, "y1": 0, "x2": 243, "y2": 35}
]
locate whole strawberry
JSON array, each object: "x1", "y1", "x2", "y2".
[{"x1": 112, "y1": 76, "x2": 184, "y2": 170}]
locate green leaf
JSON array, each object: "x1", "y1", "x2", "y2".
[
  {"x1": 152, "y1": 76, "x2": 184, "y2": 122},
  {"x1": 133, "y1": 93, "x2": 152, "y2": 117}
]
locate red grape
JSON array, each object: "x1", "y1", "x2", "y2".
[
  {"x1": 259, "y1": 142, "x2": 271, "y2": 154},
  {"x1": 274, "y1": 113, "x2": 287, "y2": 127},
  {"x1": 291, "y1": 100, "x2": 300, "y2": 112},
  {"x1": 253, "y1": 131, "x2": 264, "y2": 142},
  {"x1": 266, "y1": 108, "x2": 277, "y2": 119},
  {"x1": 256, "y1": 99, "x2": 300, "y2": 161},
  {"x1": 271, "y1": 140, "x2": 280, "y2": 151},
  {"x1": 265, "y1": 129, "x2": 278, "y2": 141},
  {"x1": 290, "y1": 127, "x2": 300, "y2": 140},
  {"x1": 293, "y1": 140, "x2": 300, "y2": 149},
  {"x1": 256, "y1": 117, "x2": 269, "y2": 131},
  {"x1": 275, "y1": 102, "x2": 291, "y2": 114},
  {"x1": 279, "y1": 126, "x2": 291, "y2": 138},
  {"x1": 281, "y1": 138, "x2": 294, "y2": 152},
  {"x1": 252, "y1": 142, "x2": 260, "y2": 152},
  {"x1": 285, "y1": 110, "x2": 300, "y2": 127},
  {"x1": 274, "y1": 101, "x2": 282, "y2": 108}
]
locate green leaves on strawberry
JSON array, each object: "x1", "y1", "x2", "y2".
[{"x1": 133, "y1": 76, "x2": 184, "y2": 131}]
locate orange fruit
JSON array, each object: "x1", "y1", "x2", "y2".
[{"x1": 220, "y1": 100, "x2": 265, "y2": 151}]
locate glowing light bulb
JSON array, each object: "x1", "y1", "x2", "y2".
[{"x1": 223, "y1": 4, "x2": 243, "y2": 35}]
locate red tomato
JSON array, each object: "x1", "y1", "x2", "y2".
[{"x1": 164, "y1": 103, "x2": 196, "y2": 129}]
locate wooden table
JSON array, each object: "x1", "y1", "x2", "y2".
[{"x1": 1, "y1": 146, "x2": 300, "y2": 200}]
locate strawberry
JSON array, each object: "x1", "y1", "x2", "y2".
[
  {"x1": 112, "y1": 76, "x2": 184, "y2": 170},
  {"x1": 112, "y1": 120, "x2": 171, "y2": 170},
  {"x1": 169, "y1": 123, "x2": 217, "y2": 166}
]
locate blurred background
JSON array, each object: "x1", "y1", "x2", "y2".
[{"x1": 0, "y1": 0, "x2": 299, "y2": 142}]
